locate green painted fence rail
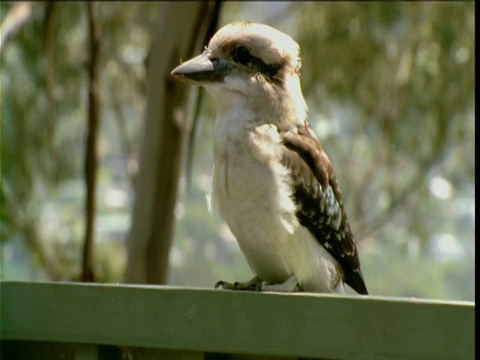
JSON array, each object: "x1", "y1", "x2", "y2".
[{"x1": 0, "y1": 281, "x2": 474, "y2": 359}]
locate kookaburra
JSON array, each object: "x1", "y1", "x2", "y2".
[{"x1": 171, "y1": 22, "x2": 368, "y2": 295}]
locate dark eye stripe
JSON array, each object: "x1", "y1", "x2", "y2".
[
  {"x1": 228, "y1": 44, "x2": 284, "y2": 84},
  {"x1": 255, "y1": 59, "x2": 282, "y2": 79}
]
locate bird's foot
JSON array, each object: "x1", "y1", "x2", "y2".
[
  {"x1": 214, "y1": 275, "x2": 263, "y2": 291},
  {"x1": 260, "y1": 275, "x2": 304, "y2": 293},
  {"x1": 215, "y1": 274, "x2": 304, "y2": 293}
]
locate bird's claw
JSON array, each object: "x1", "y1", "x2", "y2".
[
  {"x1": 292, "y1": 282, "x2": 304, "y2": 292},
  {"x1": 214, "y1": 276, "x2": 263, "y2": 291},
  {"x1": 259, "y1": 275, "x2": 304, "y2": 292},
  {"x1": 215, "y1": 275, "x2": 304, "y2": 292},
  {"x1": 214, "y1": 280, "x2": 229, "y2": 290}
]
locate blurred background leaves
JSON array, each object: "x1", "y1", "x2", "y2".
[{"x1": 1, "y1": 2, "x2": 474, "y2": 300}]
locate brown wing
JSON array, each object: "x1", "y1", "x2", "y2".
[{"x1": 281, "y1": 123, "x2": 368, "y2": 295}]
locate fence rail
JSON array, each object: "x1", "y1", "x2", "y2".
[{"x1": 0, "y1": 281, "x2": 474, "y2": 359}]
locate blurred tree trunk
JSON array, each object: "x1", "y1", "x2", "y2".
[
  {"x1": 82, "y1": 2, "x2": 101, "y2": 282},
  {"x1": 125, "y1": 2, "x2": 214, "y2": 284}
]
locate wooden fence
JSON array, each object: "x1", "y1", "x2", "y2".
[{"x1": 0, "y1": 281, "x2": 474, "y2": 359}]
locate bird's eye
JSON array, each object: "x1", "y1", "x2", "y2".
[{"x1": 233, "y1": 46, "x2": 251, "y2": 65}]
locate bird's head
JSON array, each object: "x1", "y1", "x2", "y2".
[{"x1": 171, "y1": 22, "x2": 307, "y2": 124}]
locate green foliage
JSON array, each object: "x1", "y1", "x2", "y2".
[
  {"x1": 1, "y1": 3, "x2": 474, "y2": 300},
  {"x1": 1, "y1": 3, "x2": 159, "y2": 281},
  {"x1": 294, "y1": 2, "x2": 474, "y2": 299}
]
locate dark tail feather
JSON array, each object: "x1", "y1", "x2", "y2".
[{"x1": 346, "y1": 269, "x2": 369, "y2": 295}]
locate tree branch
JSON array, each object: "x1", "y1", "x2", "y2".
[
  {"x1": 44, "y1": 2, "x2": 59, "y2": 179},
  {"x1": 185, "y1": 0, "x2": 222, "y2": 190},
  {"x1": 0, "y1": 2, "x2": 36, "y2": 55},
  {"x1": 82, "y1": 2, "x2": 101, "y2": 282}
]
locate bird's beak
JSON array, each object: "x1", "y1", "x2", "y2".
[{"x1": 171, "y1": 52, "x2": 229, "y2": 84}]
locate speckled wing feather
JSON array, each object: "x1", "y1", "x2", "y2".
[{"x1": 281, "y1": 123, "x2": 368, "y2": 295}]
